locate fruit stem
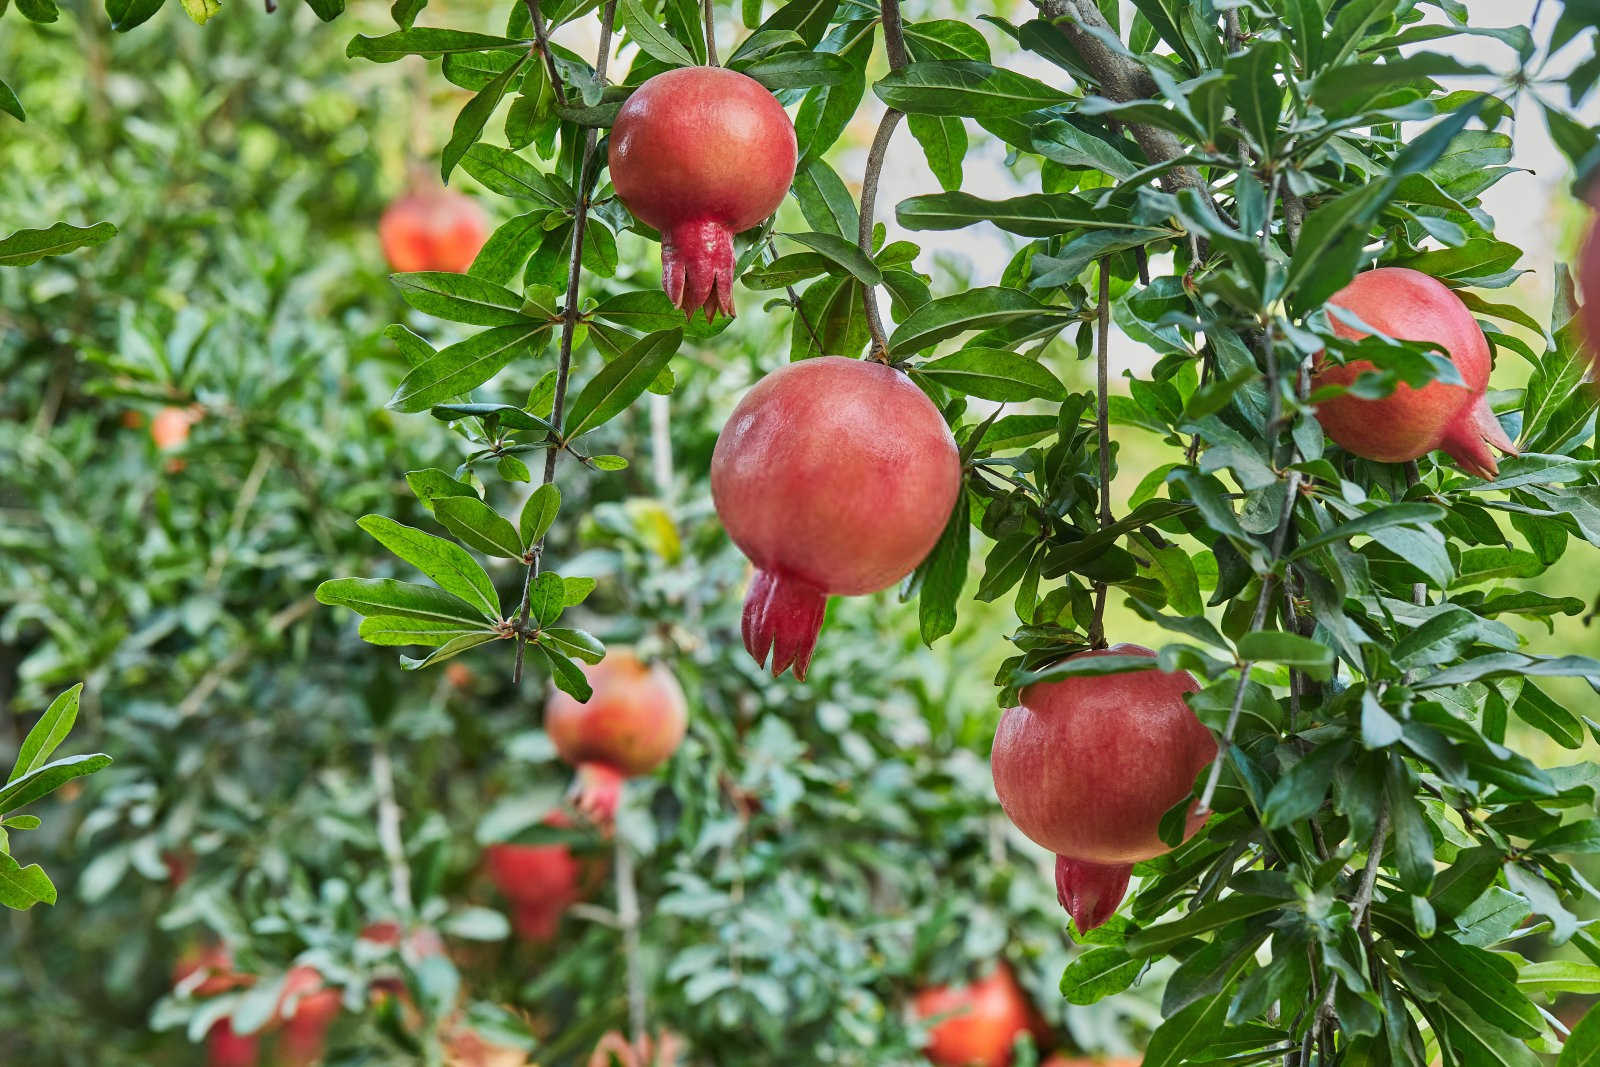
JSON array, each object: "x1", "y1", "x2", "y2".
[
  {"x1": 513, "y1": 0, "x2": 620, "y2": 685},
  {"x1": 701, "y1": 0, "x2": 718, "y2": 65},
  {"x1": 1088, "y1": 256, "x2": 1114, "y2": 650},
  {"x1": 857, "y1": 0, "x2": 908, "y2": 364}
]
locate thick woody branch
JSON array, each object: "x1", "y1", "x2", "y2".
[{"x1": 1034, "y1": 0, "x2": 1210, "y2": 201}]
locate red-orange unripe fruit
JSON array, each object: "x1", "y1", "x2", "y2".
[
  {"x1": 914, "y1": 964, "x2": 1036, "y2": 1067},
  {"x1": 545, "y1": 652, "x2": 687, "y2": 823},
  {"x1": 711, "y1": 356, "x2": 962, "y2": 679},
  {"x1": 207, "y1": 1020, "x2": 260, "y2": 1067},
  {"x1": 990, "y1": 646, "x2": 1214, "y2": 932},
  {"x1": 273, "y1": 966, "x2": 341, "y2": 1066},
  {"x1": 151, "y1": 405, "x2": 197, "y2": 451},
  {"x1": 609, "y1": 67, "x2": 797, "y2": 321},
  {"x1": 379, "y1": 188, "x2": 489, "y2": 274},
  {"x1": 1312, "y1": 267, "x2": 1515, "y2": 477}
]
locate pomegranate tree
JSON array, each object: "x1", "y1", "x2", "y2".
[
  {"x1": 1313, "y1": 267, "x2": 1516, "y2": 477},
  {"x1": 913, "y1": 964, "x2": 1037, "y2": 1067},
  {"x1": 379, "y1": 184, "x2": 489, "y2": 274},
  {"x1": 608, "y1": 67, "x2": 796, "y2": 321},
  {"x1": 990, "y1": 646, "x2": 1215, "y2": 932},
  {"x1": 711, "y1": 357, "x2": 962, "y2": 679},
  {"x1": 545, "y1": 651, "x2": 687, "y2": 823}
]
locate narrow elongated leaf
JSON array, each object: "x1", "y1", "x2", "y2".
[
  {"x1": 519, "y1": 484, "x2": 561, "y2": 546},
  {"x1": 388, "y1": 323, "x2": 548, "y2": 413},
  {"x1": 357, "y1": 516, "x2": 500, "y2": 619},
  {"x1": 393, "y1": 272, "x2": 534, "y2": 326},
  {"x1": 0, "y1": 853, "x2": 56, "y2": 910},
  {"x1": 347, "y1": 29, "x2": 524, "y2": 63},
  {"x1": 781, "y1": 232, "x2": 881, "y2": 285},
  {"x1": 460, "y1": 143, "x2": 570, "y2": 207},
  {"x1": 619, "y1": 0, "x2": 698, "y2": 66},
  {"x1": 915, "y1": 348, "x2": 1066, "y2": 401},
  {"x1": 434, "y1": 497, "x2": 525, "y2": 559},
  {"x1": 873, "y1": 61, "x2": 1068, "y2": 117},
  {"x1": 359, "y1": 616, "x2": 493, "y2": 647},
  {"x1": 0, "y1": 222, "x2": 116, "y2": 266},
  {"x1": 106, "y1": 0, "x2": 166, "y2": 31},
  {"x1": 562, "y1": 329, "x2": 682, "y2": 439},
  {"x1": 0, "y1": 754, "x2": 114, "y2": 816},
  {"x1": 315, "y1": 578, "x2": 489, "y2": 626},
  {"x1": 0, "y1": 79, "x2": 21, "y2": 122},
  {"x1": 10, "y1": 685, "x2": 83, "y2": 785},
  {"x1": 888, "y1": 287, "x2": 1065, "y2": 355},
  {"x1": 442, "y1": 56, "x2": 528, "y2": 180}
]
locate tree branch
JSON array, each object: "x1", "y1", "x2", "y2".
[
  {"x1": 858, "y1": 0, "x2": 908, "y2": 362},
  {"x1": 523, "y1": 0, "x2": 568, "y2": 109},
  {"x1": 702, "y1": 0, "x2": 718, "y2": 65},
  {"x1": 1088, "y1": 256, "x2": 1114, "y2": 649}
]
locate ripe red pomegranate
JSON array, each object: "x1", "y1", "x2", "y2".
[
  {"x1": 711, "y1": 357, "x2": 961, "y2": 679},
  {"x1": 1580, "y1": 212, "x2": 1599, "y2": 368},
  {"x1": 379, "y1": 184, "x2": 489, "y2": 274},
  {"x1": 207, "y1": 1020, "x2": 260, "y2": 1067},
  {"x1": 273, "y1": 966, "x2": 340, "y2": 1066},
  {"x1": 609, "y1": 67, "x2": 796, "y2": 321},
  {"x1": 914, "y1": 964, "x2": 1036, "y2": 1067},
  {"x1": 990, "y1": 646, "x2": 1214, "y2": 933},
  {"x1": 486, "y1": 812, "x2": 585, "y2": 942},
  {"x1": 151, "y1": 404, "x2": 198, "y2": 451},
  {"x1": 545, "y1": 652, "x2": 687, "y2": 823},
  {"x1": 1313, "y1": 267, "x2": 1516, "y2": 477}
]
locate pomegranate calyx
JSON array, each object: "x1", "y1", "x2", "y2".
[
  {"x1": 661, "y1": 219, "x2": 736, "y2": 322},
  {"x1": 1438, "y1": 394, "x2": 1517, "y2": 479},
  {"x1": 741, "y1": 568, "x2": 827, "y2": 680},
  {"x1": 571, "y1": 762, "x2": 627, "y2": 828},
  {"x1": 1055, "y1": 855, "x2": 1133, "y2": 934}
]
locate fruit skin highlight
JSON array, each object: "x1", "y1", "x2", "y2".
[
  {"x1": 545, "y1": 651, "x2": 687, "y2": 823},
  {"x1": 1312, "y1": 267, "x2": 1515, "y2": 478},
  {"x1": 914, "y1": 964, "x2": 1037, "y2": 1067},
  {"x1": 608, "y1": 66, "x2": 797, "y2": 321},
  {"x1": 711, "y1": 356, "x2": 962, "y2": 680},
  {"x1": 379, "y1": 186, "x2": 489, "y2": 274},
  {"x1": 990, "y1": 645, "x2": 1214, "y2": 932}
]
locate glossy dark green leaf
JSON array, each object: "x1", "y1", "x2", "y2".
[
  {"x1": 562, "y1": 328, "x2": 682, "y2": 439},
  {"x1": 0, "y1": 221, "x2": 116, "y2": 266}
]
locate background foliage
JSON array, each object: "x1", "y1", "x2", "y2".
[{"x1": 3, "y1": 0, "x2": 1600, "y2": 1065}]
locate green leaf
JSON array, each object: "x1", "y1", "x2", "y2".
[
  {"x1": 177, "y1": 0, "x2": 219, "y2": 23},
  {"x1": 542, "y1": 626, "x2": 604, "y2": 664},
  {"x1": 10, "y1": 685, "x2": 83, "y2": 785},
  {"x1": 735, "y1": 51, "x2": 853, "y2": 90},
  {"x1": 1141, "y1": 991, "x2": 1229, "y2": 1067},
  {"x1": 356, "y1": 516, "x2": 501, "y2": 619},
  {"x1": 393, "y1": 272, "x2": 534, "y2": 326},
  {"x1": 106, "y1": 0, "x2": 165, "y2": 31},
  {"x1": 898, "y1": 190, "x2": 1153, "y2": 238},
  {"x1": 526, "y1": 572, "x2": 566, "y2": 628},
  {"x1": 0, "y1": 852, "x2": 56, "y2": 910},
  {"x1": 1261, "y1": 742, "x2": 1347, "y2": 828},
  {"x1": 442, "y1": 55, "x2": 528, "y2": 180},
  {"x1": 358, "y1": 616, "x2": 492, "y2": 647},
  {"x1": 915, "y1": 348, "x2": 1066, "y2": 402},
  {"x1": 316, "y1": 578, "x2": 491, "y2": 626},
  {"x1": 1387, "y1": 759, "x2": 1435, "y2": 894},
  {"x1": 562, "y1": 576, "x2": 596, "y2": 607},
  {"x1": 1236, "y1": 630, "x2": 1334, "y2": 678},
  {"x1": 888, "y1": 287, "x2": 1066, "y2": 355},
  {"x1": 406, "y1": 469, "x2": 479, "y2": 512},
  {"x1": 619, "y1": 0, "x2": 698, "y2": 66},
  {"x1": 1289, "y1": 502, "x2": 1446, "y2": 557},
  {"x1": 536, "y1": 644, "x2": 592, "y2": 701},
  {"x1": 915, "y1": 492, "x2": 969, "y2": 646},
  {"x1": 873, "y1": 61, "x2": 1068, "y2": 117},
  {"x1": 388, "y1": 323, "x2": 549, "y2": 413},
  {"x1": 906, "y1": 114, "x2": 967, "y2": 191},
  {"x1": 0, "y1": 222, "x2": 117, "y2": 267},
  {"x1": 460, "y1": 143, "x2": 569, "y2": 208},
  {"x1": 399, "y1": 632, "x2": 500, "y2": 670},
  {"x1": 0, "y1": 79, "x2": 21, "y2": 122},
  {"x1": 1521, "y1": 960, "x2": 1600, "y2": 998},
  {"x1": 347, "y1": 29, "x2": 525, "y2": 63},
  {"x1": 780, "y1": 232, "x2": 881, "y2": 286},
  {"x1": 391, "y1": 0, "x2": 426, "y2": 29},
  {"x1": 434, "y1": 497, "x2": 525, "y2": 559},
  {"x1": 14, "y1": 0, "x2": 58, "y2": 20},
  {"x1": 1128, "y1": 896, "x2": 1284, "y2": 956},
  {"x1": 304, "y1": 0, "x2": 345, "y2": 21},
  {"x1": 562, "y1": 328, "x2": 682, "y2": 439},
  {"x1": 519, "y1": 484, "x2": 561, "y2": 546},
  {"x1": 1059, "y1": 945, "x2": 1141, "y2": 1005},
  {"x1": 0, "y1": 754, "x2": 114, "y2": 817}
]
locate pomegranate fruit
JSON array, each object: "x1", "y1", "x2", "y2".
[
  {"x1": 990, "y1": 645, "x2": 1214, "y2": 933},
  {"x1": 273, "y1": 966, "x2": 340, "y2": 1067},
  {"x1": 1580, "y1": 213, "x2": 1599, "y2": 367},
  {"x1": 379, "y1": 185, "x2": 489, "y2": 274},
  {"x1": 545, "y1": 651, "x2": 687, "y2": 823},
  {"x1": 1313, "y1": 267, "x2": 1516, "y2": 477},
  {"x1": 208, "y1": 1020, "x2": 261, "y2": 1067},
  {"x1": 175, "y1": 942, "x2": 253, "y2": 997},
  {"x1": 486, "y1": 812, "x2": 585, "y2": 942},
  {"x1": 711, "y1": 356, "x2": 961, "y2": 679},
  {"x1": 151, "y1": 405, "x2": 197, "y2": 451},
  {"x1": 914, "y1": 964, "x2": 1035, "y2": 1067},
  {"x1": 608, "y1": 67, "x2": 796, "y2": 321}
]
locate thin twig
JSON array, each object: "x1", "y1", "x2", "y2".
[
  {"x1": 702, "y1": 0, "x2": 718, "y2": 65},
  {"x1": 371, "y1": 740, "x2": 415, "y2": 914},
  {"x1": 514, "y1": 0, "x2": 619, "y2": 683},
  {"x1": 858, "y1": 0, "x2": 908, "y2": 362},
  {"x1": 523, "y1": 0, "x2": 568, "y2": 108},
  {"x1": 615, "y1": 834, "x2": 647, "y2": 1043},
  {"x1": 1316, "y1": 795, "x2": 1390, "y2": 1028},
  {"x1": 1088, "y1": 257, "x2": 1114, "y2": 649}
]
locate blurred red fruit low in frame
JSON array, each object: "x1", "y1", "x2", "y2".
[
  {"x1": 379, "y1": 185, "x2": 489, "y2": 274},
  {"x1": 914, "y1": 964, "x2": 1037, "y2": 1067},
  {"x1": 207, "y1": 1020, "x2": 260, "y2": 1067},
  {"x1": 273, "y1": 965, "x2": 341, "y2": 1066}
]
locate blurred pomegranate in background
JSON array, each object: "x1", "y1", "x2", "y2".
[
  {"x1": 914, "y1": 964, "x2": 1038, "y2": 1067},
  {"x1": 379, "y1": 184, "x2": 488, "y2": 274}
]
